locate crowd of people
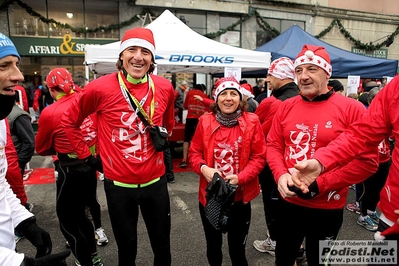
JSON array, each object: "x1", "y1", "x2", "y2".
[{"x1": 1, "y1": 25, "x2": 398, "y2": 266}]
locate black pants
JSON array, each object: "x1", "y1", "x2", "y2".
[
  {"x1": 199, "y1": 202, "x2": 251, "y2": 266},
  {"x1": 104, "y1": 176, "x2": 171, "y2": 266},
  {"x1": 163, "y1": 148, "x2": 174, "y2": 180},
  {"x1": 275, "y1": 200, "x2": 343, "y2": 266},
  {"x1": 258, "y1": 164, "x2": 280, "y2": 241},
  {"x1": 88, "y1": 182, "x2": 102, "y2": 230},
  {"x1": 359, "y1": 161, "x2": 390, "y2": 216},
  {"x1": 56, "y1": 160, "x2": 97, "y2": 266}
]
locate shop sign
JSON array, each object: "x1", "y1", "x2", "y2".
[
  {"x1": 351, "y1": 47, "x2": 388, "y2": 59},
  {"x1": 11, "y1": 34, "x2": 115, "y2": 57}
]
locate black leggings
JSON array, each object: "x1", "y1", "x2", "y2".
[
  {"x1": 359, "y1": 161, "x2": 390, "y2": 216},
  {"x1": 56, "y1": 160, "x2": 97, "y2": 266},
  {"x1": 104, "y1": 176, "x2": 171, "y2": 266},
  {"x1": 199, "y1": 201, "x2": 251, "y2": 266}
]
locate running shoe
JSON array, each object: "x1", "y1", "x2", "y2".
[
  {"x1": 75, "y1": 254, "x2": 104, "y2": 266},
  {"x1": 179, "y1": 161, "x2": 187, "y2": 168},
  {"x1": 95, "y1": 227, "x2": 109, "y2": 246},
  {"x1": 357, "y1": 215, "x2": 378, "y2": 232},
  {"x1": 91, "y1": 254, "x2": 104, "y2": 266},
  {"x1": 346, "y1": 202, "x2": 360, "y2": 214},
  {"x1": 368, "y1": 211, "x2": 380, "y2": 224},
  {"x1": 253, "y1": 237, "x2": 276, "y2": 256}
]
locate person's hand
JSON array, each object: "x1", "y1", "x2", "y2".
[
  {"x1": 277, "y1": 173, "x2": 297, "y2": 198},
  {"x1": 201, "y1": 165, "x2": 222, "y2": 183},
  {"x1": 84, "y1": 155, "x2": 103, "y2": 173},
  {"x1": 21, "y1": 250, "x2": 71, "y2": 266},
  {"x1": 292, "y1": 159, "x2": 323, "y2": 193},
  {"x1": 395, "y1": 210, "x2": 399, "y2": 225},
  {"x1": 225, "y1": 174, "x2": 238, "y2": 185},
  {"x1": 15, "y1": 217, "x2": 52, "y2": 258},
  {"x1": 194, "y1": 95, "x2": 203, "y2": 102}
]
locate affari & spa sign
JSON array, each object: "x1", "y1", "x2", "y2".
[{"x1": 11, "y1": 34, "x2": 114, "y2": 57}]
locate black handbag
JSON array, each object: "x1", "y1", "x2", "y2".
[
  {"x1": 204, "y1": 173, "x2": 237, "y2": 233},
  {"x1": 147, "y1": 124, "x2": 170, "y2": 151}
]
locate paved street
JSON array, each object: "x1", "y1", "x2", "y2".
[{"x1": 16, "y1": 155, "x2": 374, "y2": 266}]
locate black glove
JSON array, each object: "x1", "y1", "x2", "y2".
[
  {"x1": 21, "y1": 250, "x2": 71, "y2": 266},
  {"x1": 288, "y1": 181, "x2": 319, "y2": 200},
  {"x1": 84, "y1": 154, "x2": 103, "y2": 173},
  {"x1": 15, "y1": 217, "x2": 52, "y2": 258}
]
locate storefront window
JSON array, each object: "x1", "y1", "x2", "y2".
[
  {"x1": 175, "y1": 12, "x2": 207, "y2": 35},
  {"x1": 8, "y1": 1, "x2": 47, "y2": 37},
  {"x1": 85, "y1": 0, "x2": 119, "y2": 39},
  {"x1": 256, "y1": 18, "x2": 305, "y2": 48},
  {"x1": 220, "y1": 16, "x2": 241, "y2": 47},
  {"x1": 20, "y1": 56, "x2": 85, "y2": 87},
  {"x1": 48, "y1": 0, "x2": 84, "y2": 38}
]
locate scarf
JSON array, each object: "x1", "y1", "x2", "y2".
[{"x1": 215, "y1": 110, "x2": 242, "y2": 127}]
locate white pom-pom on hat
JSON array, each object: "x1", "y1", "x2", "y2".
[
  {"x1": 374, "y1": 231, "x2": 385, "y2": 241},
  {"x1": 305, "y1": 50, "x2": 314, "y2": 58}
]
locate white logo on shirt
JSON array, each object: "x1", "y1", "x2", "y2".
[{"x1": 111, "y1": 111, "x2": 145, "y2": 161}]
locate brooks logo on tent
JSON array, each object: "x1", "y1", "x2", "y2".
[{"x1": 168, "y1": 55, "x2": 234, "y2": 64}]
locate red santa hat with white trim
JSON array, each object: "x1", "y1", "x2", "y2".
[
  {"x1": 119, "y1": 28, "x2": 156, "y2": 61},
  {"x1": 294, "y1": 44, "x2": 332, "y2": 77},
  {"x1": 213, "y1": 76, "x2": 243, "y2": 101}
]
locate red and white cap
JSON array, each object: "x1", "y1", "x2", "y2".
[
  {"x1": 119, "y1": 28, "x2": 155, "y2": 61},
  {"x1": 294, "y1": 44, "x2": 332, "y2": 77},
  {"x1": 268, "y1": 57, "x2": 295, "y2": 80},
  {"x1": 213, "y1": 76, "x2": 242, "y2": 100},
  {"x1": 46, "y1": 68, "x2": 76, "y2": 95}
]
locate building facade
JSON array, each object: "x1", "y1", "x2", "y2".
[{"x1": 1, "y1": 0, "x2": 398, "y2": 87}]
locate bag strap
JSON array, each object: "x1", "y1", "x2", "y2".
[
  {"x1": 117, "y1": 72, "x2": 153, "y2": 127},
  {"x1": 125, "y1": 88, "x2": 151, "y2": 128}
]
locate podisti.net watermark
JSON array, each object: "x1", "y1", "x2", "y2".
[{"x1": 319, "y1": 240, "x2": 397, "y2": 264}]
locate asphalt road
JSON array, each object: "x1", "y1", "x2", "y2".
[{"x1": 16, "y1": 155, "x2": 375, "y2": 266}]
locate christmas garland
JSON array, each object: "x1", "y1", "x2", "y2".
[
  {"x1": 1, "y1": 0, "x2": 397, "y2": 50},
  {"x1": 316, "y1": 18, "x2": 399, "y2": 50},
  {"x1": 1, "y1": 0, "x2": 151, "y2": 34}
]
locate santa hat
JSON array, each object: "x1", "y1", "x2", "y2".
[
  {"x1": 214, "y1": 76, "x2": 243, "y2": 101},
  {"x1": 46, "y1": 68, "x2": 76, "y2": 95},
  {"x1": 0, "y1": 32, "x2": 20, "y2": 60},
  {"x1": 241, "y1": 83, "x2": 254, "y2": 98},
  {"x1": 268, "y1": 57, "x2": 295, "y2": 80},
  {"x1": 294, "y1": 44, "x2": 332, "y2": 77},
  {"x1": 119, "y1": 28, "x2": 155, "y2": 61}
]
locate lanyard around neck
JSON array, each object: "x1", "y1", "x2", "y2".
[{"x1": 118, "y1": 71, "x2": 155, "y2": 124}]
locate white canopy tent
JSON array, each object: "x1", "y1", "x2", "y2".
[{"x1": 84, "y1": 9, "x2": 271, "y2": 77}]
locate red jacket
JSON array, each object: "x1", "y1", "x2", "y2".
[
  {"x1": 267, "y1": 93, "x2": 378, "y2": 209},
  {"x1": 314, "y1": 76, "x2": 399, "y2": 227},
  {"x1": 189, "y1": 112, "x2": 266, "y2": 206},
  {"x1": 62, "y1": 72, "x2": 175, "y2": 184},
  {"x1": 35, "y1": 92, "x2": 97, "y2": 156}
]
